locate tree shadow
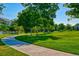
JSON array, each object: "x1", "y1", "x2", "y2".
[
  {"x1": 16, "y1": 34, "x2": 60, "y2": 44},
  {"x1": 0, "y1": 39, "x2": 5, "y2": 46},
  {"x1": 0, "y1": 34, "x2": 61, "y2": 46},
  {"x1": 1, "y1": 37, "x2": 30, "y2": 46}
]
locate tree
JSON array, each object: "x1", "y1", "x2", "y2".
[
  {"x1": 64, "y1": 4, "x2": 79, "y2": 31},
  {"x1": 17, "y1": 7, "x2": 40, "y2": 33},
  {"x1": 0, "y1": 4, "x2": 5, "y2": 14},
  {"x1": 66, "y1": 24, "x2": 72, "y2": 31},
  {"x1": 9, "y1": 19, "x2": 24, "y2": 34},
  {"x1": 0, "y1": 4, "x2": 10, "y2": 33},
  {"x1": 0, "y1": 18, "x2": 9, "y2": 32},
  {"x1": 58, "y1": 23, "x2": 65, "y2": 31},
  {"x1": 0, "y1": 24, "x2": 9, "y2": 32},
  {"x1": 17, "y1": 3, "x2": 59, "y2": 33},
  {"x1": 54, "y1": 24, "x2": 58, "y2": 31},
  {"x1": 73, "y1": 23, "x2": 79, "y2": 30},
  {"x1": 64, "y1": 3, "x2": 79, "y2": 19}
]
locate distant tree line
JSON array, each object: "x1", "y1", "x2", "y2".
[
  {"x1": 0, "y1": 17, "x2": 79, "y2": 34},
  {"x1": 54, "y1": 23, "x2": 79, "y2": 31}
]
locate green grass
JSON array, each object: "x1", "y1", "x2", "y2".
[
  {"x1": 0, "y1": 34, "x2": 28, "y2": 56},
  {"x1": 0, "y1": 34, "x2": 15, "y2": 38},
  {"x1": 16, "y1": 31, "x2": 79, "y2": 55}
]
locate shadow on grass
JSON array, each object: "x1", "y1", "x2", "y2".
[
  {"x1": 0, "y1": 39, "x2": 5, "y2": 45},
  {"x1": 16, "y1": 34, "x2": 60, "y2": 44},
  {"x1": 1, "y1": 34, "x2": 60, "y2": 46},
  {"x1": 1, "y1": 37, "x2": 30, "y2": 46}
]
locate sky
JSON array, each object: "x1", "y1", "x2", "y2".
[
  {"x1": 1, "y1": 3, "x2": 79, "y2": 25},
  {"x1": 2, "y1": 3, "x2": 24, "y2": 20}
]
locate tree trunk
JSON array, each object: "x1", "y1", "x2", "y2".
[{"x1": 30, "y1": 29, "x2": 32, "y2": 36}]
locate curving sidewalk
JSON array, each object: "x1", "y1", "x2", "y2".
[{"x1": 2, "y1": 36, "x2": 75, "y2": 56}]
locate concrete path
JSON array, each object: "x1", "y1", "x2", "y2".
[{"x1": 2, "y1": 36, "x2": 75, "y2": 56}]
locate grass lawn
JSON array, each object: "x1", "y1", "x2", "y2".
[
  {"x1": 0, "y1": 34, "x2": 28, "y2": 56},
  {"x1": 16, "y1": 31, "x2": 79, "y2": 55}
]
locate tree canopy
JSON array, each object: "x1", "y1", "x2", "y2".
[
  {"x1": 58, "y1": 23, "x2": 65, "y2": 31},
  {"x1": 0, "y1": 4, "x2": 5, "y2": 14},
  {"x1": 64, "y1": 3, "x2": 79, "y2": 18},
  {"x1": 17, "y1": 3, "x2": 59, "y2": 32}
]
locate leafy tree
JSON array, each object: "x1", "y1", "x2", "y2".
[
  {"x1": 0, "y1": 18, "x2": 9, "y2": 32},
  {"x1": 0, "y1": 4, "x2": 6, "y2": 26},
  {"x1": 54, "y1": 24, "x2": 58, "y2": 31},
  {"x1": 0, "y1": 4, "x2": 5, "y2": 14},
  {"x1": 17, "y1": 7, "x2": 40, "y2": 33},
  {"x1": 0, "y1": 24, "x2": 9, "y2": 32},
  {"x1": 17, "y1": 3, "x2": 59, "y2": 33},
  {"x1": 64, "y1": 3, "x2": 79, "y2": 30},
  {"x1": 64, "y1": 3, "x2": 79, "y2": 18},
  {"x1": 58, "y1": 23, "x2": 65, "y2": 31},
  {"x1": 66, "y1": 24, "x2": 72, "y2": 31},
  {"x1": 9, "y1": 19, "x2": 24, "y2": 34},
  {"x1": 73, "y1": 23, "x2": 79, "y2": 30}
]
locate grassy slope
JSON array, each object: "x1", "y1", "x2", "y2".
[
  {"x1": 0, "y1": 34, "x2": 28, "y2": 56},
  {"x1": 16, "y1": 31, "x2": 79, "y2": 55}
]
